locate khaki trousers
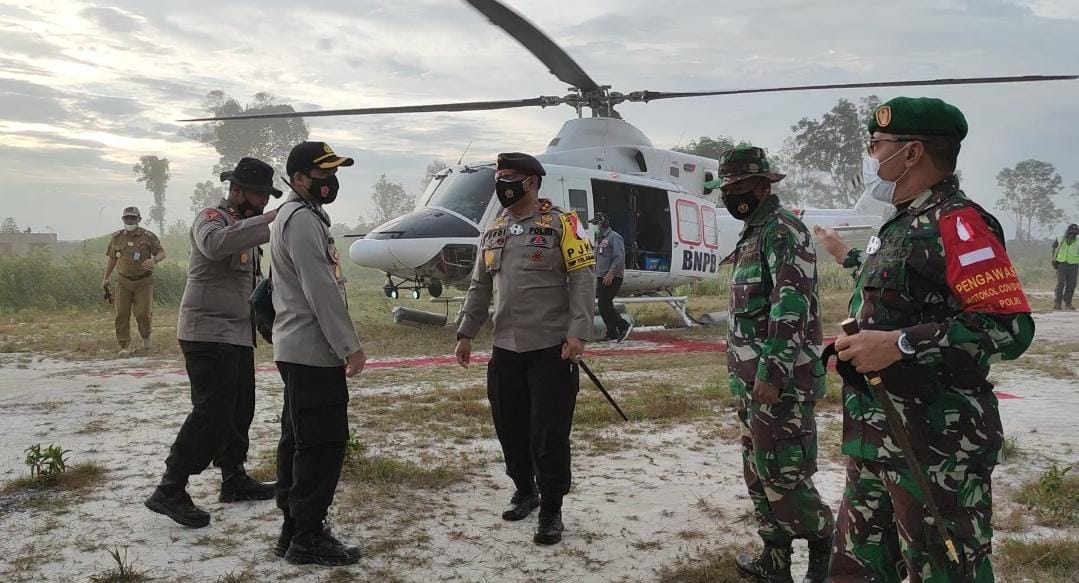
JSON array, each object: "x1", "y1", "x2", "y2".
[{"x1": 114, "y1": 274, "x2": 154, "y2": 347}]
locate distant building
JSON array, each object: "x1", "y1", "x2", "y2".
[{"x1": 0, "y1": 231, "x2": 58, "y2": 257}]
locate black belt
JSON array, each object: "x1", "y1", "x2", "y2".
[{"x1": 120, "y1": 272, "x2": 153, "y2": 281}]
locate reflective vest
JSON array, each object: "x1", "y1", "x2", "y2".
[{"x1": 1057, "y1": 236, "x2": 1079, "y2": 264}]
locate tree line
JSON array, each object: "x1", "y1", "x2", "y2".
[
  {"x1": 127, "y1": 91, "x2": 1077, "y2": 243},
  {"x1": 675, "y1": 95, "x2": 1079, "y2": 241}
]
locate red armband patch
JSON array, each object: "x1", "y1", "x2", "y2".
[
  {"x1": 203, "y1": 209, "x2": 222, "y2": 222},
  {"x1": 941, "y1": 208, "x2": 1030, "y2": 314}
]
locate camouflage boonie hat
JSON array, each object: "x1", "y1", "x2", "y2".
[{"x1": 704, "y1": 146, "x2": 785, "y2": 189}]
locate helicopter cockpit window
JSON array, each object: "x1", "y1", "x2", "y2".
[{"x1": 426, "y1": 166, "x2": 495, "y2": 225}]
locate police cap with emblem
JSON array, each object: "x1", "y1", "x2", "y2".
[
  {"x1": 868, "y1": 97, "x2": 968, "y2": 141},
  {"x1": 587, "y1": 212, "x2": 609, "y2": 226},
  {"x1": 704, "y1": 145, "x2": 785, "y2": 189},
  {"x1": 122, "y1": 206, "x2": 141, "y2": 219},
  {"x1": 286, "y1": 141, "x2": 355, "y2": 178},
  {"x1": 496, "y1": 152, "x2": 546, "y2": 177},
  {"x1": 220, "y1": 157, "x2": 283, "y2": 198}
]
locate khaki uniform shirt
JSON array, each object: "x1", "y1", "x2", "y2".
[
  {"x1": 176, "y1": 202, "x2": 271, "y2": 347},
  {"x1": 106, "y1": 227, "x2": 163, "y2": 278},
  {"x1": 458, "y1": 199, "x2": 596, "y2": 352}
]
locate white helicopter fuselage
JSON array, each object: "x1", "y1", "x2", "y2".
[{"x1": 349, "y1": 118, "x2": 883, "y2": 296}]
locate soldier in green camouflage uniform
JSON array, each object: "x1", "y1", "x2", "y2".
[
  {"x1": 708, "y1": 146, "x2": 834, "y2": 583},
  {"x1": 815, "y1": 97, "x2": 1034, "y2": 582}
]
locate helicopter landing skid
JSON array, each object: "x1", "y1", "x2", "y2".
[{"x1": 382, "y1": 275, "x2": 445, "y2": 301}]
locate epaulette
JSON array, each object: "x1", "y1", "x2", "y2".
[{"x1": 537, "y1": 198, "x2": 556, "y2": 213}]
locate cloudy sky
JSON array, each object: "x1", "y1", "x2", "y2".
[{"x1": 1, "y1": 0, "x2": 1077, "y2": 240}]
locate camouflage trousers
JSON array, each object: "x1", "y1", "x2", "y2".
[
  {"x1": 829, "y1": 457, "x2": 995, "y2": 583},
  {"x1": 737, "y1": 397, "x2": 834, "y2": 544}
]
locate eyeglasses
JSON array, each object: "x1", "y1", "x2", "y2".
[{"x1": 866, "y1": 138, "x2": 918, "y2": 155}]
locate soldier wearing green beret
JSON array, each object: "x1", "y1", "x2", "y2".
[
  {"x1": 815, "y1": 97, "x2": 1034, "y2": 581},
  {"x1": 708, "y1": 146, "x2": 834, "y2": 583}
]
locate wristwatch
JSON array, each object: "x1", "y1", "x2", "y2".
[
  {"x1": 456, "y1": 332, "x2": 470, "y2": 341},
  {"x1": 896, "y1": 332, "x2": 916, "y2": 358}
]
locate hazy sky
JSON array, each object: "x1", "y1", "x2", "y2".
[{"x1": 1, "y1": 0, "x2": 1077, "y2": 240}]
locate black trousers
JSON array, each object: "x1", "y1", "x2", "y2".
[
  {"x1": 487, "y1": 345, "x2": 579, "y2": 501},
  {"x1": 1056, "y1": 263, "x2": 1078, "y2": 306},
  {"x1": 275, "y1": 361, "x2": 349, "y2": 534},
  {"x1": 597, "y1": 276, "x2": 628, "y2": 338},
  {"x1": 165, "y1": 340, "x2": 255, "y2": 476}
]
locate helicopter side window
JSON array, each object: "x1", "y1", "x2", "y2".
[
  {"x1": 426, "y1": 167, "x2": 495, "y2": 225},
  {"x1": 568, "y1": 189, "x2": 589, "y2": 222},
  {"x1": 676, "y1": 200, "x2": 702, "y2": 245},
  {"x1": 702, "y1": 206, "x2": 718, "y2": 249}
]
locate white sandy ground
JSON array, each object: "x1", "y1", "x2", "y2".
[{"x1": 0, "y1": 313, "x2": 1075, "y2": 582}]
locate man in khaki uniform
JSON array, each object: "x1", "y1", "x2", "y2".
[
  {"x1": 145, "y1": 157, "x2": 280, "y2": 529},
  {"x1": 454, "y1": 152, "x2": 596, "y2": 546},
  {"x1": 102, "y1": 206, "x2": 165, "y2": 354}
]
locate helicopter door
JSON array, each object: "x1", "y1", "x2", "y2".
[
  {"x1": 669, "y1": 193, "x2": 720, "y2": 278},
  {"x1": 562, "y1": 178, "x2": 592, "y2": 225}
]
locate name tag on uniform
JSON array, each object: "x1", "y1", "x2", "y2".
[{"x1": 866, "y1": 236, "x2": 882, "y2": 255}]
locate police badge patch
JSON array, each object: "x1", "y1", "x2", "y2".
[
  {"x1": 509, "y1": 224, "x2": 524, "y2": 236},
  {"x1": 866, "y1": 236, "x2": 882, "y2": 255}
]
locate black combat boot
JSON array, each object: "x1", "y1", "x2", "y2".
[
  {"x1": 144, "y1": 469, "x2": 211, "y2": 528},
  {"x1": 533, "y1": 497, "x2": 564, "y2": 545},
  {"x1": 284, "y1": 524, "x2": 362, "y2": 566},
  {"x1": 502, "y1": 480, "x2": 540, "y2": 521},
  {"x1": 273, "y1": 515, "x2": 294, "y2": 558},
  {"x1": 802, "y1": 536, "x2": 832, "y2": 583},
  {"x1": 219, "y1": 465, "x2": 275, "y2": 502},
  {"x1": 735, "y1": 542, "x2": 794, "y2": 583}
]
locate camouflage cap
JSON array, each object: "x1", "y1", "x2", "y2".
[
  {"x1": 704, "y1": 146, "x2": 785, "y2": 189},
  {"x1": 867, "y1": 97, "x2": 968, "y2": 141},
  {"x1": 122, "y1": 206, "x2": 141, "y2": 218}
]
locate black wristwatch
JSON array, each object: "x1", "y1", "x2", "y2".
[
  {"x1": 456, "y1": 333, "x2": 470, "y2": 341},
  {"x1": 896, "y1": 332, "x2": 916, "y2": 358}
]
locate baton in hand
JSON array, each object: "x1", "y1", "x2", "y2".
[
  {"x1": 840, "y1": 318, "x2": 960, "y2": 565},
  {"x1": 577, "y1": 359, "x2": 629, "y2": 422}
]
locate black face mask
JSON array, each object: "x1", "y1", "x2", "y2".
[
  {"x1": 235, "y1": 191, "x2": 264, "y2": 217},
  {"x1": 495, "y1": 177, "x2": 528, "y2": 208},
  {"x1": 307, "y1": 173, "x2": 340, "y2": 205},
  {"x1": 722, "y1": 190, "x2": 761, "y2": 221}
]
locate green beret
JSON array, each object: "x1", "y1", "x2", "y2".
[{"x1": 867, "y1": 97, "x2": 968, "y2": 141}]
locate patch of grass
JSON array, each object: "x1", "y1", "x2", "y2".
[
  {"x1": 215, "y1": 568, "x2": 257, "y2": 582},
  {"x1": 1001, "y1": 436, "x2": 1023, "y2": 462},
  {"x1": 2, "y1": 462, "x2": 107, "y2": 496},
  {"x1": 1012, "y1": 464, "x2": 1079, "y2": 528},
  {"x1": 88, "y1": 547, "x2": 149, "y2": 583},
  {"x1": 996, "y1": 537, "x2": 1079, "y2": 583},
  {"x1": 655, "y1": 546, "x2": 744, "y2": 583}
]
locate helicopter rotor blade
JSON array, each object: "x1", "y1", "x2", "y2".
[
  {"x1": 629, "y1": 75, "x2": 1078, "y2": 103},
  {"x1": 462, "y1": 0, "x2": 601, "y2": 92},
  {"x1": 179, "y1": 96, "x2": 562, "y2": 122}
]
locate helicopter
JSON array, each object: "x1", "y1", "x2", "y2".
[{"x1": 184, "y1": 0, "x2": 1075, "y2": 302}]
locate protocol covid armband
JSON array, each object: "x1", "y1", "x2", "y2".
[
  {"x1": 559, "y1": 211, "x2": 595, "y2": 272},
  {"x1": 941, "y1": 207, "x2": 1031, "y2": 314}
]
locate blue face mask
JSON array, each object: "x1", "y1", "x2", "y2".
[{"x1": 862, "y1": 144, "x2": 912, "y2": 204}]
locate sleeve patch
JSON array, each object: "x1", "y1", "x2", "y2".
[
  {"x1": 202, "y1": 209, "x2": 222, "y2": 222},
  {"x1": 559, "y1": 211, "x2": 595, "y2": 271},
  {"x1": 941, "y1": 207, "x2": 1030, "y2": 314}
]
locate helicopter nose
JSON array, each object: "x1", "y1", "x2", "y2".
[
  {"x1": 368, "y1": 207, "x2": 480, "y2": 240},
  {"x1": 350, "y1": 208, "x2": 480, "y2": 271}
]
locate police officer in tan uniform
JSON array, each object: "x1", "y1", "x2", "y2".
[
  {"x1": 145, "y1": 158, "x2": 281, "y2": 530},
  {"x1": 102, "y1": 207, "x2": 165, "y2": 354},
  {"x1": 454, "y1": 152, "x2": 596, "y2": 546}
]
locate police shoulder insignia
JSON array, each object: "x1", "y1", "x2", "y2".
[
  {"x1": 875, "y1": 105, "x2": 892, "y2": 128},
  {"x1": 204, "y1": 209, "x2": 222, "y2": 222},
  {"x1": 537, "y1": 198, "x2": 553, "y2": 213}
]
